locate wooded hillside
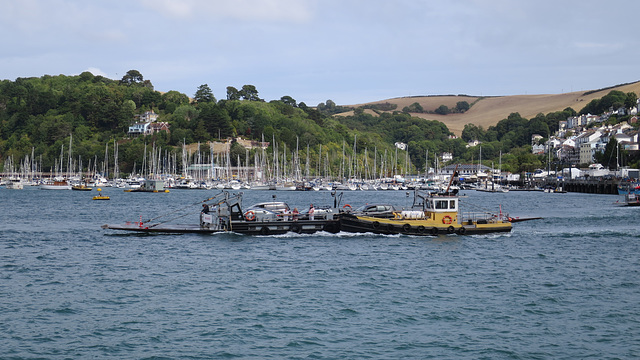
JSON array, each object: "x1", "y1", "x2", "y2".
[{"x1": 1, "y1": 72, "x2": 638, "y2": 175}]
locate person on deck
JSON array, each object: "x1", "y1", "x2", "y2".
[
  {"x1": 308, "y1": 204, "x2": 315, "y2": 221},
  {"x1": 201, "y1": 204, "x2": 209, "y2": 214}
]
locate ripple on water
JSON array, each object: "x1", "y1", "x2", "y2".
[{"x1": 1, "y1": 190, "x2": 639, "y2": 359}]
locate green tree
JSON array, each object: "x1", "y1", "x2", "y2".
[
  {"x1": 199, "y1": 103, "x2": 233, "y2": 139},
  {"x1": 280, "y1": 96, "x2": 297, "y2": 107},
  {"x1": 461, "y1": 123, "x2": 485, "y2": 142},
  {"x1": 194, "y1": 84, "x2": 215, "y2": 103},
  {"x1": 193, "y1": 120, "x2": 210, "y2": 142},
  {"x1": 625, "y1": 92, "x2": 638, "y2": 109},
  {"x1": 120, "y1": 70, "x2": 143, "y2": 85},
  {"x1": 226, "y1": 86, "x2": 240, "y2": 100},
  {"x1": 239, "y1": 85, "x2": 260, "y2": 101},
  {"x1": 229, "y1": 140, "x2": 247, "y2": 166},
  {"x1": 402, "y1": 102, "x2": 424, "y2": 113},
  {"x1": 580, "y1": 90, "x2": 628, "y2": 115},
  {"x1": 456, "y1": 101, "x2": 470, "y2": 113},
  {"x1": 161, "y1": 91, "x2": 189, "y2": 113},
  {"x1": 434, "y1": 105, "x2": 450, "y2": 115}
]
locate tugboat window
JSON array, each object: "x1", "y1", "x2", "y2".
[
  {"x1": 449, "y1": 200, "x2": 456, "y2": 209},
  {"x1": 435, "y1": 200, "x2": 448, "y2": 209}
]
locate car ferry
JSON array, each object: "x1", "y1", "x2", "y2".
[{"x1": 102, "y1": 191, "x2": 341, "y2": 235}]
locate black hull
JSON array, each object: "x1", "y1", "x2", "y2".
[
  {"x1": 339, "y1": 214, "x2": 512, "y2": 236},
  {"x1": 229, "y1": 219, "x2": 340, "y2": 235},
  {"x1": 103, "y1": 219, "x2": 341, "y2": 235},
  {"x1": 102, "y1": 223, "x2": 220, "y2": 233}
]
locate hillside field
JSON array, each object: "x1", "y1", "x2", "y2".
[{"x1": 339, "y1": 81, "x2": 640, "y2": 136}]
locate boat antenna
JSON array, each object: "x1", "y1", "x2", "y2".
[
  {"x1": 444, "y1": 164, "x2": 459, "y2": 194},
  {"x1": 332, "y1": 191, "x2": 343, "y2": 208}
]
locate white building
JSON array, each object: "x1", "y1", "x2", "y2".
[
  {"x1": 128, "y1": 122, "x2": 151, "y2": 136},
  {"x1": 441, "y1": 164, "x2": 492, "y2": 177},
  {"x1": 128, "y1": 110, "x2": 162, "y2": 137}
]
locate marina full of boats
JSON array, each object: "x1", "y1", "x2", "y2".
[
  {"x1": 0, "y1": 172, "x2": 497, "y2": 192},
  {"x1": 0, "y1": 137, "x2": 537, "y2": 193},
  {"x1": 102, "y1": 189, "x2": 540, "y2": 236}
]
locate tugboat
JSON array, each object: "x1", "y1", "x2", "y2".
[
  {"x1": 339, "y1": 189, "x2": 513, "y2": 236},
  {"x1": 102, "y1": 191, "x2": 342, "y2": 235}
]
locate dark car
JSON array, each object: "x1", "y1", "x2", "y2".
[{"x1": 352, "y1": 204, "x2": 398, "y2": 218}]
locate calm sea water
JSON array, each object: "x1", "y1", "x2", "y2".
[{"x1": 1, "y1": 187, "x2": 639, "y2": 359}]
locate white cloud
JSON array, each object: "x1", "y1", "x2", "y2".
[
  {"x1": 138, "y1": 0, "x2": 313, "y2": 22},
  {"x1": 83, "y1": 67, "x2": 109, "y2": 77},
  {"x1": 138, "y1": 0, "x2": 194, "y2": 18}
]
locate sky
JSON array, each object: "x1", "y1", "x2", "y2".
[{"x1": 1, "y1": 0, "x2": 639, "y2": 106}]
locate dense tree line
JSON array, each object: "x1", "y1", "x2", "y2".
[
  {"x1": 579, "y1": 90, "x2": 637, "y2": 115},
  {"x1": 0, "y1": 72, "x2": 451, "y2": 176},
  {"x1": 401, "y1": 101, "x2": 470, "y2": 115},
  {"x1": 2, "y1": 72, "x2": 637, "y2": 176},
  {"x1": 0, "y1": 71, "x2": 557, "y2": 176}
]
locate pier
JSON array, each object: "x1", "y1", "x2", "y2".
[{"x1": 531, "y1": 178, "x2": 620, "y2": 194}]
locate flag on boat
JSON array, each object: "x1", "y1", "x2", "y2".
[{"x1": 394, "y1": 142, "x2": 407, "y2": 150}]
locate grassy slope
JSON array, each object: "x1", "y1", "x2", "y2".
[{"x1": 338, "y1": 81, "x2": 640, "y2": 136}]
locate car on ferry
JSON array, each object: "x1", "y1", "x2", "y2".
[
  {"x1": 243, "y1": 201, "x2": 291, "y2": 222},
  {"x1": 351, "y1": 204, "x2": 398, "y2": 218},
  {"x1": 245, "y1": 201, "x2": 290, "y2": 214}
]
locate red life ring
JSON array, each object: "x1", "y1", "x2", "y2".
[
  {"x1": 245, "y1": 210, "x2": 256, "y2": 221},
  {"x1": 343, "y1": 204, "x2": 352, "y2": 209},
  {"x1": 442, "y1": 215, "x2": 453, "y2": 225}
]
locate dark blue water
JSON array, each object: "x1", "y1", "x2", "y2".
[{"x1": 1, "y1": 188, "x2": 639, "y2": 359}]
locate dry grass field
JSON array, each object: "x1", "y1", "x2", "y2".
[{"x1": 338, "y1": 81, "x2": 640, "y2": 136}]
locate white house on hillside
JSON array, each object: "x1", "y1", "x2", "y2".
[{"x1": 128, "y1": 110, "x2": 169, "y2": 137}]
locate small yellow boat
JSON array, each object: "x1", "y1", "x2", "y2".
[{"x1": 93, "y1": 188, "x2": 110, "y2": 200}]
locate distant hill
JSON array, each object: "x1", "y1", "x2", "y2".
[{"x1": 338, "y1": 81, "x2": 640, "y2": 136}]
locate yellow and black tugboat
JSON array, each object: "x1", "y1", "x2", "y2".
[{"x1": 339, "y1": 189, "x2": 513, "y2": 236}]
